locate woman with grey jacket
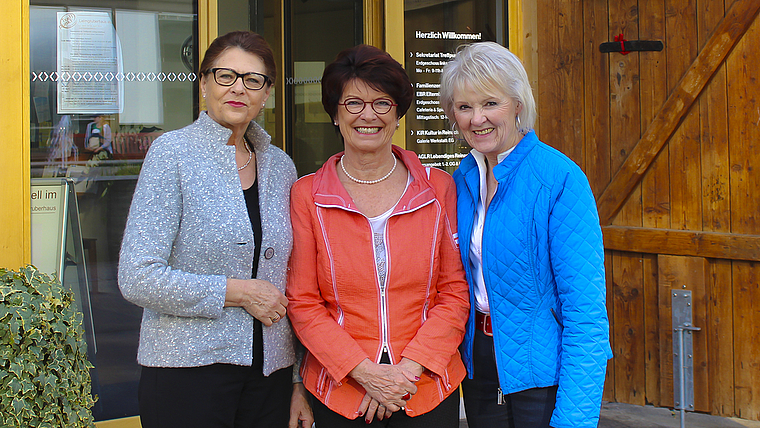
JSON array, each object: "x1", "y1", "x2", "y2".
[{"x1": 118, "y1": 31, "x2": 312, "y2": 428}]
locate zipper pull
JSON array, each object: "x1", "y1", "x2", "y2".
[{"x1": 497, "y1": 387, "x2": 505, "y2": 405}]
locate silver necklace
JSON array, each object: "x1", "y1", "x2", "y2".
[
  {"x1": 340, "y1": 155, "x2": 397, "y2": 185},
  {"x1": 238, "y1": 141, "x2": 252, "y2": 171}
]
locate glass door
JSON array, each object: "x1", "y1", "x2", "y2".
[
  {"x1": 218, "y1": 0, "x2": 363, "y2": 176},
  {"x1": 285, "y1": 0, "x2": 363, "y2": 175}
]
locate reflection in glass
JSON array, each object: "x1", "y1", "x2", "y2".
[{"x1": 29, "y1": 1, "x2": 197, "y2": 421}]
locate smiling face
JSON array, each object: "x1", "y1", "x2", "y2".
[
  {"x1": 335, "y1": 79, "x2": 398, "y2": 154},
  {"x1": 452, "y1": 83, "x2": 522, "y2": 160},
  {"x1": 200, "y1": 47, "x2": 271, "y2": 135}
]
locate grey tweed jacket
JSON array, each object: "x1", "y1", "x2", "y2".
[{"x1": 118, "y1": 112, "x2": 297, "y2": 376}]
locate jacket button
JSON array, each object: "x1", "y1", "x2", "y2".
[{"x1": 264, "y1": 247, "x2": 275, "y2": 259}]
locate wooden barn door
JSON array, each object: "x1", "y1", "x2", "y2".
[{"x1": 529, "y1": 0, "x2": 760, "y2": 420}]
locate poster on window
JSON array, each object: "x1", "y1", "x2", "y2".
[{"x1": 57, "y1": 11, "x2": 123, "y2": 114}]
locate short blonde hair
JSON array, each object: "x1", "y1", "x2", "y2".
[{"x1": 440, "y1": 42, "x2": 536, "y2": 133}]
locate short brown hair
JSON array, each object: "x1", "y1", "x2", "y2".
[
  {"x1": 321, "y1": 44, "x2": 412, "y2": 122},
  {"x1": 199, "y1": 31, "x2": 276, "y2": 85}
]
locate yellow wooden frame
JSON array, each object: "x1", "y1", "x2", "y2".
[
  {"x1": 1, "y1": 0, "x2": 31, "y2": 269},
  {"x1": 384, "y1": 0, "x2": 405, "y2": 149}
]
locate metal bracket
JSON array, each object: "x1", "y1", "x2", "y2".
[
  {"x1": 672, "y1": 289, "x2": 701, "y2": 427},
  {"x1": 600, "y1": 40, "x2": 664, "y2": 54}
]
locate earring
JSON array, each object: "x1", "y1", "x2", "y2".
[
  {"x1": 451, "y1": 121, "x2": 464, "y2": 142},
  {"x1": 515, "y1": 114, "x2": 522, "y2": 131},
  {"x1": 334, "y1": 121, "x2": 338, "y2": 126},
  {"x1": 396, "y1": 122, "x2": 400, "y2": 129},
  {"x1": 262, "y1": 103, "x2": 266, "y2": 108}
]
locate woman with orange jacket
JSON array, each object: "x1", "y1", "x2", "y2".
[{"x1": 286, "y1": 44, "x2": 469, "y2": 427}]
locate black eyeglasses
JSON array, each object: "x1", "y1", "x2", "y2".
[
  {"x1": 207, "y1": 67, "x2": 270, "y2": 91},
  {"x1": 338, "y1": 97, "x2": 398, "y2": 115}
]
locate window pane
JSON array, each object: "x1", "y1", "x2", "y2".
[{"x1": 29, "y1": 1, "x2": 197, "y2": 421}]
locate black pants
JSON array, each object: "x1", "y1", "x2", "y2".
[
  {"x1": 462, "y1": 330, "x2": 558, "y2": 428},
  {"x1": 138, "y1": 363, "x2": 293, "y2": 428},
  {"x1": 312, "y1": 387, "x2": 460, "y2": 428}
]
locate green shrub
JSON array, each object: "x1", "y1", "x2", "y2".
[{"x1": 0, "y1": 266, "x2": 96, "y2": 427}]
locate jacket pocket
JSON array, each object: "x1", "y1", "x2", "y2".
[{"x1": 550, "y1": 308, "x2": 564, "y2": 329}]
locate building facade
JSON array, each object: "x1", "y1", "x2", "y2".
[{"x1": 4, "y1": 0, "x2": 760, "y2": 425}]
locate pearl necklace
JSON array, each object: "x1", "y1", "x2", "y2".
[
  {"x1": 340, "y1": 155, "x2": 397, "y2": 185},
  {"x1": 238, "y1": 141, "x2": 252, "y2": 171}
]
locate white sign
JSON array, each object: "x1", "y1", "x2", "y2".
[
  {"x1": 31, "y1": 183, "x2": 67, "y2": 277},
  {"x1": 57, "y1": 11, "x2": 123, "y2": 114}
]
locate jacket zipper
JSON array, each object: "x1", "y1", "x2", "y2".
[
  {"x1": 374, "y1": 200, "x2": 437, "y2": 363},
  {"x1": 315, "y1": 200, "x2": 436, "y2": 365},
  {"x1": 376, "y1": 222, "x2": 391, "y2": 363},
  {"x1": 481, "y1": 179, "x2": 505, "y2": 402}
]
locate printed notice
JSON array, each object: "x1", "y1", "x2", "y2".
[{"x1": 57, "y1": 11, "x2": 123, "y2": 114}]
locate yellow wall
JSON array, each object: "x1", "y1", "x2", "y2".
[{"x1": 0, "y1": 0, "x2": 30, "y2": 269}]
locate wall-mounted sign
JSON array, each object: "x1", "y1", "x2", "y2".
[{"x1": 404, "y1": 0, "x2": 506, "y2": 173}]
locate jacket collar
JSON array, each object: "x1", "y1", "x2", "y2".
[
  {"x1": 459, "y1": 130, "x2": 538, "y2": 201},
  {"x1": 492, "y1": 130, "x2": 537, "y2": 181},
  {"x1": 312, "y1": 145, "x2": 437, "y2": 213},
  {"x1": 195, "y1": 111, "x2": 271, "y2": 155}
]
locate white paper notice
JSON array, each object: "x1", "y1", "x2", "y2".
[{"x1": 57, "y1": 11, "x2": 123, "y2": 114}]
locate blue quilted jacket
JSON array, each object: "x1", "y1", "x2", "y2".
[{"x1": 454, "y1": 131, "x2": 613, "y2": 428}]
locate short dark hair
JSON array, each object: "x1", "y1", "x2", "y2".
[
  {"x1": 321, "y1": 44, "x2": 412, "y2": 122},
  {"x1": 199, "y1": 31, "x2": 276, "y2": 85}
]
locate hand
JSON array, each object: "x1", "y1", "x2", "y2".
[
  {"x1": 225, "y1": 278, "x2": 288, "y2": 326},
  {"x1": 289, "y1": 383, "x2": 313, "y2": 428},
  {"x1": 349, "y1": 359, "x2": 418, "y2": 410},
  {"x1": 356, "y1": 395, "x2": 394, "y2": 423},
  {"x1": 397, "y1": 358, "x2": 424, "y2": 381}
]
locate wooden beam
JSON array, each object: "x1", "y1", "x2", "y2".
[
  {"x1": 596, "y1": 0, "x2": 760, "y2": 225},
  {"x1": 603, "y1": 226, "x2": 760, "y2": 262}
]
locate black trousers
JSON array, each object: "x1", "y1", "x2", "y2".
[
  {"x1": 462, "y1": 330, "x2": 558, "y2": 428},
  {"x1": 138, "y1": 363, "x2": 293, "y2": 428},
  {"x1": 312, "y1": 387, "x2": 460, "y2": 428}
]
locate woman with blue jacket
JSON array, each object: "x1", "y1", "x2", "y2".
[{"x1": 440, "y1": 42, "x2": 613, "y2": 428}]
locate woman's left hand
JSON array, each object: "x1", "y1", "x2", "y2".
[
  {"x1": 354, "y1": 357, "x2": 425, "y2": 423},
  {"x1": 289, "y1": 382, "x2": 313, "y2": 428},
  {"x1": 357, "y1": 395, "x2": 393, "y2": 423}
]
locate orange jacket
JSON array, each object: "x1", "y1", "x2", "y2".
[{"x1": 287, "y1": 146, "x2": 469, "y2": 419}]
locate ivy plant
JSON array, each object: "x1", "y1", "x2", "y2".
[{"x1": 0, "y1": 265, "x2": 96, "y2": 427}]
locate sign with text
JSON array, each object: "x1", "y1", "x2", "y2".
[
  {"x1": 57, "y1": 11, "x2": 123, "y2": 114},
  {"x1": 31, "y1": 182, "x2": 68, "y2": 276},
  {"x1": 404, "y1": 0, "x2": 506, "y2": 173}
]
